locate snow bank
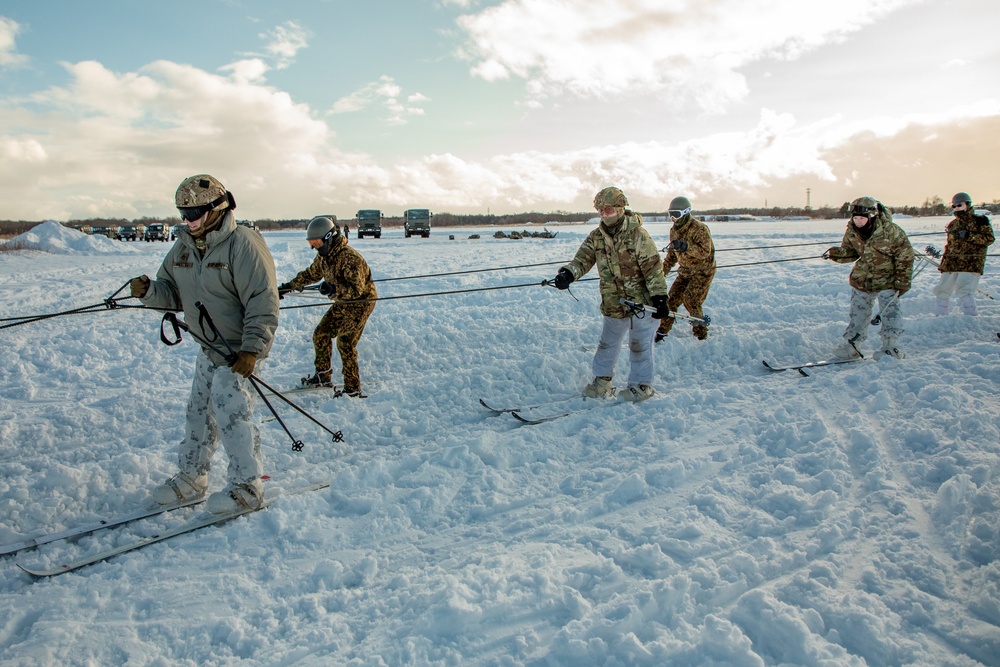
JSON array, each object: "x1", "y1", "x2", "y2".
[{"x1": 3, "y1": 220, "x2": 143, "y2": 255}]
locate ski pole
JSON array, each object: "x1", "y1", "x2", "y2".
[
  {"x1": 192, "y1": 302, "x2": 340, "y2": 450},
  {"x1": 619, "y1": 298, "x2": 711, "y2": 326},
  {"x1": 167, "y1": 305, "x2": 343, "y2": 449}
]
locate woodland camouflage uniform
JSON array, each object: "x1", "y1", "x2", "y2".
[
  {"x1": 826, "y1": 198, "x2": 914, "y2": 352},
  {"x1": 560, "y1": 190, "x2": 668, "y2": 397},
  {"x1": 938, "y1": 209, "x2": 994, "y2": 275},
  {"x1": 932, "y1": 204, "x2": 994, "y2": 315},
  {"x1": 658, "y1": 212, "x2": 716, "y2": 340},
  {"x1": 827, "y1": 204, "x2": 914, "y2": 293},
  {"x1": 286, "y1": 235, "x2": 377, "y2": 392},
  {"x1": 563, "y1": 212, "x2": 667, "y2": 317}
]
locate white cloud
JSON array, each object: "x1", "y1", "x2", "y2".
[
  {"x1": 0, "y1": 16, "x2": 28, "y2": 68},
  {"x1": 0, "y1": 51, "x2": 997, "y2": 220},
  {"x1": 330, "y1": 75, "x2": 430, "y2": 126},
  {"x1": 260, "y1": 20, "x2": 310, "y2": 70},
  {"x1": 456, "y1": 0, "x2": 920, "y2": 110}
]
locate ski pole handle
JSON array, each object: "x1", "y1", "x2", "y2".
[{"x1": 194, "y1": 301, "x2": 238, "y2": 364}]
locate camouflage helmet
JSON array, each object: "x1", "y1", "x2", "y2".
[
  {"x1": 594, "y1": 186, "x2": 629, "y2": 210},
  {"x1": 175, "y1": 174, "x2": 230, "y2": 211},
  {"x1": 850, "y1": 196, "x2": 878, "y2": 217},
  {"x1": 952, "y1": 192, "x2": 972, "y2": 206}
]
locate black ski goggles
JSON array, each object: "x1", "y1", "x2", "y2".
[
  {"x1": 178, "y1": 204, "x2": 214, "y2": 222},
  {"x1": 178, "y1": 193, "x2": 228, "y2": 222}
]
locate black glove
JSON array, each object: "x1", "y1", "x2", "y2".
[
  {"x1": 277, "y1": 282, "x2": 293, "y2": 299},
  {"x1": 130, "y1": 275, "x2": 150, "y2": 298},
  {"x1": 650, "y1": 295, "x2": 669, "y2": 319},
  {"x1": 553, "y1": 268, "x2": 574, "y2": 290},
  {"x1": 671, "y1": 239, "x2": 689, "y2": 253},
  {"x1": 957, "y1": 230, "x2": 970, "y2": 240},
  {"x1": 319, "y1": 281, "x2": 335, "y2": 297}
]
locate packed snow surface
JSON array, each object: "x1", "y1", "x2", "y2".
[{"x1": 1, "y1": 217, "x2": 998, "y2": 666}]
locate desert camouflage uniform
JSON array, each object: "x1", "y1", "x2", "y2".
[
  {"x1": 286, "y1": 236, "x2": 377, "y2": 392},
  {"x1": 932, "y1": 209, "x2": 994, "y2": 315},
  {"x1": 827, "y1": 205, "x2": 914, "y2": 346},
  {"x1": 563, "y1": 212, "x2": 667, "y2": 385},
  {"x1": 658, "y1": 213, "x2": 716, "y2": 340}
]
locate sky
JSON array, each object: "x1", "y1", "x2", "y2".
[
  {"x1": 1, "y1": 0, "x2": 999, "y2": 221},
  {"x1": 1, "y1": 220, "x2": 999, "y2": 664}
]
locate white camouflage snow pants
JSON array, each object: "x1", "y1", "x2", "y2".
[
  {"x1": 177, "y1": 351, "x2": 263, "y2": 485},
  {"x1": 932, "y1": 272, "x2": 981, "y2": 315},
  {"x1": 592, "y1": 314, "x2": 659, "y2": 385},
  {"x1": 842, "y1": 288, "x2": 903, "y2": 345}
]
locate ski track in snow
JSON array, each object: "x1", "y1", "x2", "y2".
[{"x1": 0, "y1": 218, "x2": 998, "y2": 666}]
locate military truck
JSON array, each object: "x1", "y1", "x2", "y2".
[
  {"x1": 355, "y1": 209, "x2": 382, "y2": 238},
  {"x1": 144, "y1": 223, "x2": 169, "y2": 242},
  {"x1": 403, "y1": 209, "x2": 432, "y2": 238},
  {"x1": 116, "y1": 225, "x2": 140, "y2": 241},
  {"x1": 237, "y1": 220, "x2": 259, "y2": 232}
]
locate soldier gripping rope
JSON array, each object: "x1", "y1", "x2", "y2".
[
  {"x1": 932, "y1": 192, "x2": 995, "y2": 316},
  {"x1": 656, "y1": 196, "x2": 716, "y2": 342},
  {"x1": 551, "y1": 187, "x2": 668, "y2": 402},
  {"x1": 130, "y1": 174, "x2": 280, "y2": 514},
  {"x1": 279, "y1": 216, "x2": 377, "y2": 397},
  {"x1": 824, "y1": 196, "x2": 914, "y2": 360}
]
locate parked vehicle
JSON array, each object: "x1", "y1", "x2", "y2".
[
  {"x1": 116, "y1": 225, "x2": 140, "y2": 241},
  {"x1": 403, "y1": 209, "x2": 432, "y2": 238},
  {"x1": 144, "y1": 223, "x2": 169, "y2": 242},
  {"x1": 237, "y1": 220, "x2": 259, "y2": 232},
  {"x1": 81, "y1": 225, "x2": 118, "y2": 239},
  {"x1": 170, "y1": 224, "x2": 184, "y2": 240},
  {"x1": 356, "y1": 209, "x2": 382, "y2": 239}
]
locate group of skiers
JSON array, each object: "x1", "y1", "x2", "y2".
[
  {"x1": 124, "y1": 175, "x2": 993, "y2": 515},
  {"x1": 555, "y1": 187, "x2": 994, "y2": 403}
]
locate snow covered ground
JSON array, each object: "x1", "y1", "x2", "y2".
[{"x1": 1, "y1": 217, "x2": 998, "y2": 666}]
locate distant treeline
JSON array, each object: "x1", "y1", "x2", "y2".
[{"x1": 2, "y1": 200, "x2": 998, "y2": 237}]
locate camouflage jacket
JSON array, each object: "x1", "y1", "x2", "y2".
[
  {"x1": 663, "y1": 214, "x2": 716, "y2": 276},
  {"x1": 827, "y1": 210, "x2": 914, "y2": 293},
  {"x1": 563, "y1": 212, "x2": 667, "y2": 318},
  {"x1": 141, "y1": 212, "x2": 279, "y2": 365},
  {"x1": 287, "y1": 236, "x2": 377, "y2": 311},
  {"x1": 939, "y1": 210, "x2": 994, "y2": 275}
]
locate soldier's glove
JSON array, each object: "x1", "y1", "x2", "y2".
[
  {"x1": 553, "y1": 268, "x2": 574, "y2": 290},
  {"x1": 895, "y1": 284, "x2": 910, "y2": 297},
  {"x1": 230, "y1": 351, "x2": 258, "y2": 378},
  {"x1": 822, "y1": 248, "x2": 838, "y2": 260},
  {"x1": 650, "y1": 294, "x2": 670, "y2": 319},
  {"x1": 130, "y1": 275, "x2": 150, "y2": 298},
  {"x1": 671, "y1": 239, "x2": 689, "y2": 253},
  {"x1": 319, "y1": 281, "x2": 336, "y2": 297},
  {"x1": 957, "y1": 230, "x2": 970, "y2": 240},
  {"x1": 277, "y1": 282, "x2": 293, "y2": 299}
]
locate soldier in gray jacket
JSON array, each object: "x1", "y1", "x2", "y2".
[{"x1": 130, "y1": 174, "x2": 279, "y2": 514}]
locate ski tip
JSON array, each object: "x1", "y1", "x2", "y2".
[
  {"x1": 16, "y1": 562, "x2": 63, "y2": 577},
  {"x1": 762, "y1": 360, "x2": 785, "y2": 371}
]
